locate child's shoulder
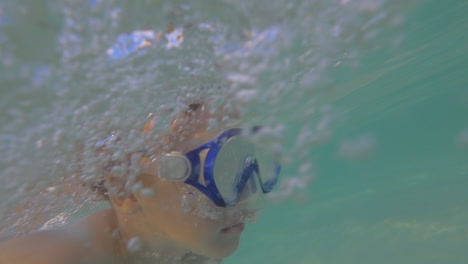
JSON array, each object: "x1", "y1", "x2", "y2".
[{"x1": 0, "y1": 209, "x2": 119, "y2": 264}]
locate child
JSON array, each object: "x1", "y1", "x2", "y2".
[{"x1": 0, "y1": 103, "x2": 280, "y2": 264}]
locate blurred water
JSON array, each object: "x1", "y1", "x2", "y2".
[
  {"x1": 1, "y1": 0, "x2": 467, "y2": 263},
  {"x1": 226, "y1": 1, "x2": 468, "y2": 264}
]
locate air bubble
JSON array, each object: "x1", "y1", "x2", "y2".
[
  {"x1": 456, "y1": 128, "x2": 468, "y2": 149},
  {"x1": 207, "y1": 118, "x2": 219, "y2": 131},
  {"x1": 165, "y1": 28, "x2": 184, "y2": 49},
  {"x1": 198, "y1": 23, "x2": 215, "y2": 32},
  {"x1": 131, "y1": 182, "x2": 143, "y2": 193},
  {"x1": 266, "y1": 174, "x2": 312, "y2": 204},
  {"x1": 46, "y1": 186, "x2": 56, "y2": 192},
  {"x1": 111, "y1": 165, "x2": 127, "y2": 179},
  {"x1": 126, "y1": 237, "x2": 142, "y2": 253},
  {"x1": 140, "y1": 188, "x2": 154, "y2": 197},
  {"x1": 238, "y1": 88, "x2": 259, "y2": 101},
  {"x1": 180, "y1": 4, "x2": 191, "y2": 11},
  {"x1": 180, "y1": 195, "x2": 193, "y2": 214},
  {"x1": 338, "y1": 133, "x2": 377, "y2": 160},
  {"x1": 107, "y1": 30, "x2": 156, "y2": 59},
  {"x1": 226, "y1": 73, "x2": 256, "y2": 85},
  {"x1": 36, "y1": 139, "x2": 44, "y2": 149},
  {"x1": 53, "y1": 130, "x2": 64, "y2": 146}
]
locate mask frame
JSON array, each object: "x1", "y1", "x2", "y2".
[{"x1": 154, "y1": 128, "x2": 280, "y2": 207}]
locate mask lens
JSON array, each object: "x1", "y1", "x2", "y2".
[{"x1": 212, "y1": 136, "x2": 254, "y2": 206}]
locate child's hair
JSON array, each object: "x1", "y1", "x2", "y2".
[{"x1": 88, "y1": 101, "x2": 239, "y2": 200}]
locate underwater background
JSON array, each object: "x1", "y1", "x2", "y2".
[{"x1": 0, "y1": 0, "x2": 467, "y2": 263}]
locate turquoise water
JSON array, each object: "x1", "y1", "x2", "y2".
[
  {"x1": 227, "y1": 1, "x2": 468, "y2": 264},
  {"x1": 1, "y1": 0, "x2": 467, "y2": 263}
]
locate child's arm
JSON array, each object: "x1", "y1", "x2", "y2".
[
  {"x1": 0, "y1": 230, "x2": 87, "y2": 264},
  {"x1": 0, "y1": 211, "x2": 119, "y2": 264}
]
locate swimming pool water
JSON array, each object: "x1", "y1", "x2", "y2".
[
  {"x1": 1, "y1": 0, "x2": 467, "y2": 263},
  {"x1": 227, "y1": 1, "x2": 468, "y2": 263}
]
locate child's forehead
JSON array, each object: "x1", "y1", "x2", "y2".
[
  {"x1": 159, "y1": 102, "x2": 241, "y2": 154},
  {"x1": 176, "y1": 130, "x2": 223, "y2": 153}
]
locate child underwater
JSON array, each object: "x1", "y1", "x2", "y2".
[{"x1": 0, "y1": 102, "x2": 281, "y2": 264}]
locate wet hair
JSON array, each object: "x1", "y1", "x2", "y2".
[
  {"x1": 188, "y1": 103, "x2": 202, "y2": 111},
  {"x1": 88, "y1": 101, "x2": 239, "y2": 199}
]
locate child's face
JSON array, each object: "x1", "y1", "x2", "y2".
[
  {"x1": 134, "y1": 174, "x2": 248, "y2": 258},
  {"x1": 111, "y1": 105, "x2": 257, "y2": 258},
  {"x1": 127, "y1": 130, "x2": 256, "y2": 259}
]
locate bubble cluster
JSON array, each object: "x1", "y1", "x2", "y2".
[
  {"x1": 0, "y1": 0, "x2": 414, "y2": 236},
  {"x1": 180, "y1": 186, "x2": 223, "y2": 220}
]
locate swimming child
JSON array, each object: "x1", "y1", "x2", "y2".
[{"x1": 0, "y1": 102, "x2": 280, "y2": 264}]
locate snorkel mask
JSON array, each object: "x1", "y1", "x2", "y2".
[{"x1": 153, "y1": 127, "x2": 281, "y2": 207}]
